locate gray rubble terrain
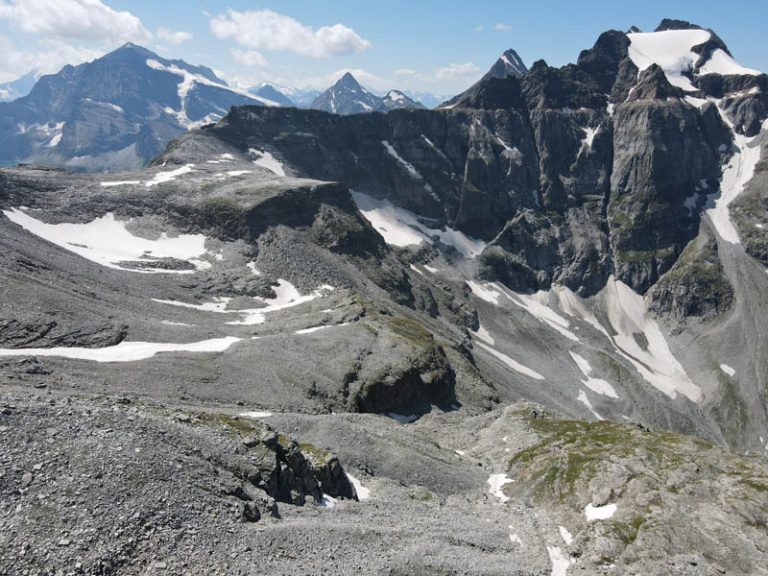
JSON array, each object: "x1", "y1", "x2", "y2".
[{"x1": 1, "y1": 18, "x2": 768, "y2": 576}]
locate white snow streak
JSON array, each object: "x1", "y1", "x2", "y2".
[
  {"x1": 720, "y1": 364, "x2": 736, "y2": 377},
  {"x1": 0, "y1": 337, "x2": 241, "y2": 363},
  {"x1": 706, "y1": 109, "x2": 762, "y2": 245},
  {"x1": 569, "y1": 351, "x2": 619, "y2": 398},
  {"x1": 577, "y1": 390, "x2": 603, "y2": 421},
  {"x1": 475, "y1": 341, "x2": 545, "y2": 381}
]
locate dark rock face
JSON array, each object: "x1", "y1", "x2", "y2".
[
  {"x1": 0, "y1": 43, "x2": 268, "y2": 171},
  {"x1": 609, "y1": 99, "x2": 730, "y2": 292},
  {"x1": 206, "y1": 105, "x2": 540, "y2": 239},
  {"x1": 648, "y1": 234, "x2": 734, "y2": 323},
  {"x1": 201, "y1": 21, "x2": 760, "y2": 299},
  {"x1": 244, "y1": 422, "x2": 356, "y2": 505}
]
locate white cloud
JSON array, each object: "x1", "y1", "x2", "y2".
[
  {"x1": 434, "y1": 62, "x2": 481, "y2": 80},
  {"x1": 0, "y1": 0, "x2": 151, "y2": 43},
  {"x1": 156, "y1": 27, "x2": 192, "y2": 46},
  {"x1": 473, "y1": 25, "x2": 484, "y2": 33},
  {"x1": 0, "y1": 34, "x2": 102, "y2": 82},
  {"x1": 395, "y1": 68, "x2": 417, "y2": 76},
  {"x1": 494, "y1": 22, "x2": 512, "y2": 31},
  {"x1": 231, "y1": 48, "x2": 268, "y2": 68},
  {"x1": 210, "y1": 9, "x2": 371, "y2": 58}
]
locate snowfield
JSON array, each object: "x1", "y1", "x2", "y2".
[
  {"x1": 352, "y1": 191, "x2": 485, "y2": 258},
  {"x1": 2, "y1": 209, "x2": 210, "y2": 274}
]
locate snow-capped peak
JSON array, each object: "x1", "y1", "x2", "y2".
[{"x1": 627, "y1": 28, "x2": 760, "y2": 92}]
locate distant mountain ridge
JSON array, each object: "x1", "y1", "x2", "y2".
[
  {"x1": 0, "y1": 43, "x2": 277, "y2": 171},
  {"x1": 310, "y1": 73, "x2": 425, "y2": 114},
  {"x1": 0, "y1": 70, "x2": 39, "y2": 102}
]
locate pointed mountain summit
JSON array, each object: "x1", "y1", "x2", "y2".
[
  {"x1": 311, "y1": 74, "x2": 427, "y2": 115},
  {"x1": 0, "y1": 43, "x2": 279, "y2": 171},
  {"x1": 486, "y1": 49, "x2": 528, "y2": 80},
  {"x1": 310, "y1": 72, "x2": 383, "y2": 114},
  {"x1": 439, "y1": 48, "x2": 529, "y2": 108}
]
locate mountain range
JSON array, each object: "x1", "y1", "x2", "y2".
[
  {"x1": 1, "y1": 17, "x2": 767, "y2": 576},
  {"x1": 309, "y1": 72, "x2": 426, "y2": 114},
  {"x1": 0, "y1": 43, "x2": 277, "y2": 171}
]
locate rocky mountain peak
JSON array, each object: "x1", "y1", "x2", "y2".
[
  {"x1": 487, "y1": 48, "x2": 528, "y2": 79},
  {"x1": 337, "y1": 72, "x2": 363, "y2": 90},
  {"x1": 655, "y1": 18, "x2": 703, "y2": 32},
  {"x1": 628, "y1": 63, "x2": 685, "y2": 100}
]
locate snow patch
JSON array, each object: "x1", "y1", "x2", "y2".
[
  {"x1": 466, "y1": 281, "x2": 503, "y2": 305},
  {"x1": 547, "y1": 546, "x2": 573, "y2": 576},
  {"x1": 346, "y1": 474, "x2": 370, "y2": 500},
  {"x1": 100, "y1": 180, "x2": 141, "y2": 188},
  {"x1": 239, "y1": 411, "x2": 273, "y2": 419},
  {"x1": 500, "y1": 287, "x2": 580, "y2": 342},
  {"x1": 558, "y1": 526, "x2": 574, "y2": 546},
  {"x1": 2, "y1": 209, "x2": 209, "y2": 274},
  {"x1": 155, "y1": 282, "x2": 333, "y2": 326},
  {"x1": 475, "y1": 341, "x2": 545, "y2": 381},
  {"x1": 382, "y1": 140, "x2": 422, "y2": 180},
  {"x1": 627, "y1": 29, "x2": 712, "y2": 92},
  {"x1": 146, "y1": 164, "x2": 195, "y2": 187},
  {"x1": 352, "y1": 192, "x2": 485, "y2": 258},
  {"x1": 706, "y1": 108, "x2": 761, "y2": 245},
  {"x1": 585, "y1": 502, "x2": 617, "y2": 521},
  {"x1": 699, "y1": 49, "x2": 760, "y2": 77},
  {"x1": 472, "y1": 325, "x2": 495, "y2": 345},
  {"x1": 720, "y1": 364, "x2": 736, "y2": 377},
  {"x1": 249, "y1": 148, "x2": 286, "y2": 176},
  {"x1": 581, "y1": 126, "x2": 598, "y2": 151},
  {"x1": 0, "y1": 337, "x2": 240, "y2": 363},
  {"x1": 569, "y1": 352, "x2": 619, "y2": 398},
  {"x1": 577, "y1": 390, "x2": 603, "y2": 420},
  {"x1": 487, "y1": 474, "x2": 513, "y2": 503}
]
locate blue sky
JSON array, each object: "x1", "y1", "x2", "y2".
[{"x1": 0, "y1": 0, "x2": 765, "y2": 95}]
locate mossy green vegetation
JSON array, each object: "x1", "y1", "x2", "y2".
[{"x1": 196, "y1": 412, "x2": 262, "y2": 436}]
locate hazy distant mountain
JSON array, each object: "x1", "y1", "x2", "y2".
[
  {"x1": 251, "y1": 84, "x2": 295, "y2": 107},
  {"x1": 379, "y1": 90, "x2": 426, "y2": 111},
  {"x1": 311, "y1": 73, "x2": 425, "y2": 114},
  {"x1": 0, "y1": 70, "x2": 39, "y2": 102},
  {"x1": 0, "y1": 43, "x2": 278, "y2": 171}
]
